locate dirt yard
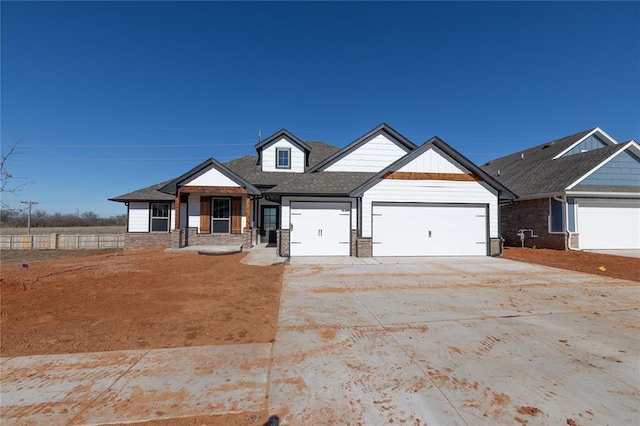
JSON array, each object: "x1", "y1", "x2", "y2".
[
  {"x1": 0, "y1": 248, "x2": 283, "y2": 357},
  {"x1": 502, "y1": 247, "x2": 640, "y2": 282}
]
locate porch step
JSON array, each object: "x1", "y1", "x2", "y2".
[{"x1": 165, "y1": 245, "x2": 243, "y2": 255}]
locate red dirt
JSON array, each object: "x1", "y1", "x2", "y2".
[
  {"x1": 0, "y1": 248, "x2": 283, "y2": 357},
  {"x1": 501, "y1": 248, "x2": 640, "y2": 282}
]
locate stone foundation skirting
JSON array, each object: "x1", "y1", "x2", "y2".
[
  {"x1": 173, "y1": 227, "x2": 252, "y2": 249},
  {"x1": 125, "y1": 233, "x2": 173, "y2": 250}
]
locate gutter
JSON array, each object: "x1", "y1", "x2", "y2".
[{"x1": 553, "y1": 195, "x2": 579, "y2": 251}]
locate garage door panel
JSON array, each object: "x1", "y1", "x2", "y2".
[
  {"x1": 578, "y1": 200, "x2": 640, "y2": 249},
  {"x1": 290, "y1": 202, "x2": 351, "y2": 256},
  {"x1": 373, "y1": 204, "x2": 487, "y2": 256}
]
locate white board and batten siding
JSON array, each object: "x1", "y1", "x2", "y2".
[
  {"x1": 183, "y1": 167, "x2": 242, "y2": 187},
  {"x1": 324, "y1": 133, "x2": 410, "y2": 172},
  {"x1": 128, "y1": 201, "x2": 176, "y2": 232},
  {"x1": 261, "y1": 137, "x2": 305, "y2": 173}
]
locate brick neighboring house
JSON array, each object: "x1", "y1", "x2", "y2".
[
  {"x1": 110, "y1": 123, "x2": 515, "y2": 256},
  {"x1": 481, "y1": 127, "x2": 640, "y2": 250}
]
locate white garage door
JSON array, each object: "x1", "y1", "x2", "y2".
[
  {"x1": 372, "y1": 203, "x2": 488, "y2": 256},
  {"x1": 290, "y1": 202, "x2": 351, "y2": 256},
  {"x1": 577, "y1": 199, "x2": 640, "y2": 249}
]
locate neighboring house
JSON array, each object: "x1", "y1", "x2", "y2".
[
  {"x1": 481, "y1": 127, "x2": 640, "y2": 250},
  {"x1": 110, "y1": 123, "x2": 515, "y2": 256}
]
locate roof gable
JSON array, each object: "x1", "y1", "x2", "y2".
[
  {"x1": 255, "y1": 129, "x2": 311, "y2": 158},
  {"x1": 159, "y1": 158, "x2": 260, "y2": 195},
  {"x1": 308, "y1": 123, "x2": 417, "y2": 172},
  {"x1": 568, "y1": 142, "x2": 640, "y2": 189},
  {"x1": 553, "y1": 127, "x2": 617, "y2": 159},
  {"x1": 350, "y1": 136, "x2": 516, "y2": 199}
]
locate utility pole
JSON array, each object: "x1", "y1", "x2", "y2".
[{"x1": 20, "y1": 200, "x2": 38, "y2": 236}]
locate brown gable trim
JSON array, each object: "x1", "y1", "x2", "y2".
[
  {"x1": 181, "y1": 186, "x2": 247, "y2": 194},
  {"x1": 383, "y1": 171, "x2": 482, "y2": 181}
]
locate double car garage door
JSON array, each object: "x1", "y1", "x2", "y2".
[
  {"x1": 289, "y1": 202, "x2": 488, "y2": 256},
  {"x1": 372, "y1": 203, "x2": 488, "y2": 256}
]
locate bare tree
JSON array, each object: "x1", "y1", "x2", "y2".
[{"x1": 1, "y1": 142, "x2": 29, "y2": 210}]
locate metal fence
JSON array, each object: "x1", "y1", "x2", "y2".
[{"x1": 0, "y1": 234, "x2": 124, "y2": 250}]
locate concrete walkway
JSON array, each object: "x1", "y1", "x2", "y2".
[{"x1": 2, "y1": 257, "x2": 639, "y2": 425}]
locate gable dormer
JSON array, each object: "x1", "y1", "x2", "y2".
[
  {"x1": 255, "y1": 129, "x2": 311, "y2": 173},
  {"x1": 554, "y1": 127, "x2": 617, "y2": 159},
  {"x1": 308, "y1": 123, "x2": 417, "y2": 173}
]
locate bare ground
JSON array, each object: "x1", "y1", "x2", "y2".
[
  {"x1": 501, "y1": 247, "x2": 640, "y2": 282},
  {"x1": 0, "y1": 248, "x2": 283, "y2": 357}
]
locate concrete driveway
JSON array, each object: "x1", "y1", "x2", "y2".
[
  {"x1": 2, "y1": 256, "x2": 638, "y2": 425},
  {"x1": 270, "y1": 256, "x2": 640, "y2": 425}
]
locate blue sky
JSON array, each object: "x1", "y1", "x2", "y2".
[{"x1": 2, "y1": 1, "x2": 638, "y2": 217}]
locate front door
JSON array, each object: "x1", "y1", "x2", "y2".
[{"x1": 261, "y1": 207, "x2": 278, "y2": 245}]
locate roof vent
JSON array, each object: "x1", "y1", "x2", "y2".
[
  {"x1": 520, "y1": 153, "x2": 524, "y2": 160},
  {"x1": 542, "y1": 142, "x2": 555, "y2": 149},
  {"x1": 497, "y1": 170, "x2": 501, "y2": 177},
  {"x1": 483, "y1": 160, "x2": 493, "y2": 166}
]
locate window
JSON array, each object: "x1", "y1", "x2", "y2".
[
  {"x1": 212, "y1": 198, "x2": 230, "y2": 233},
  {"x1": 276, "y1": 147, "x2": 291, "y2": 169},
  {"x1": 150, "y1": 203, "x2": 170, "y2": 232},
  {"x1": 549, "y1": 198, "x2": 564, "y2": 233}
]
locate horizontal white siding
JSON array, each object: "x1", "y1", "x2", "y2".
[
  {"x1": 325, "y1": 134, "x2": 409, "y2": 172},
  {"x1": 399, "y1": 147, "x2": 466, "y2": 174},
  {"x1": 262, "y1": 138, "x2": 305, "y2": 172},
  {"x1": 281, "y1": 196, "x2": 357, "y2": 230},
  {"x1": 361, "y1": 180, "x2": 498, "y2": 238},
  {"x1": 184, "y1": 167, "x2": 240, "y2": 187},
  {"x1": 128, "y1": 202, "x2": 150, "y2": 232}
]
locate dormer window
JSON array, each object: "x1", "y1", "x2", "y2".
[{"x1": 276, "y1": 148, "x2": 291, "y2": 169}]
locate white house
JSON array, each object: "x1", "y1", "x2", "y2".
[{"x1": 110, "y1": 123, "x2": 516, "y2": 256}]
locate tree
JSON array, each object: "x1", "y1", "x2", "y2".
[{"x1": 1, "y1": 142, "x2": 29, "y2": 210}]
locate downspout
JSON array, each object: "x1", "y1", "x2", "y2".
[{"x1": 553, "y1": 195, "x2": 578, "y2": 251}]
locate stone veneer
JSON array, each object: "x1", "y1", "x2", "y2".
[
  {"x1": 124, "y1": 233, "x2": 173, "y2": 250},
  {"x1": 173, "y1": 227, "x2": 252, "y2": 249},
  {"x1": 490, "y1": 237, "x2": 502, "y2": 256},
  {"x1": 500, "y1": 198, "x2": 567, "y2": 250},
  {"x1": 356, "y1": 237, "x2": 373, "y2": 257},
  {"x1": 124, "y1": 228, "x2": 252, "y2": 250},
  {"x1": 278, "y1": 229, "x2": 290, "y2": 257}
]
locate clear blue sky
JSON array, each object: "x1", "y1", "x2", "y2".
[{"x1": 2, "y1": 1, "x2": 638, "y2": 217}]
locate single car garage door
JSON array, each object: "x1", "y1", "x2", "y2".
[
  {"x1": 290, "y1": 202, "x2": 351, "y2": 256},
  {"x1": 372, "y1": 203, "x2": 488, "y2": 256},
  {"x1": 577, "y1": 199, "x2": 640, "y2": 249}
]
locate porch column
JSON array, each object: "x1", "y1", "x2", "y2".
[{"x1": 174, "y1": 189, "x2": 181, "y2": 230}]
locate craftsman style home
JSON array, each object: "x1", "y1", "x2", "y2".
[
  {"x1": 481, "y1": 127, "x2": 640, "y2": 250},
  {"x1": 111, "y1": 123, "x2": 516, "y2": 256}
]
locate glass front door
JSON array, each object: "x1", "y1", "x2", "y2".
[{"x1": 261, "y1": 207, "x2": 278, "y2": 245}]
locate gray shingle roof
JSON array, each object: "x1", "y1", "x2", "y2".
[
  {"x1": 110, "y1": 141, "x2": 341, "y2": 202},
  {"x1": 109, "y1": 179, "x2": 176, "y2": 202},
  {"x1": 224, "y1": 141, "x2": 341, "y2": 187},
  {"x1": 264, "y1": 172, "x2": 378, "y2": 195},
  {"x1": 480, "y1": 129, "x2": 628, "y2": 196}
]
